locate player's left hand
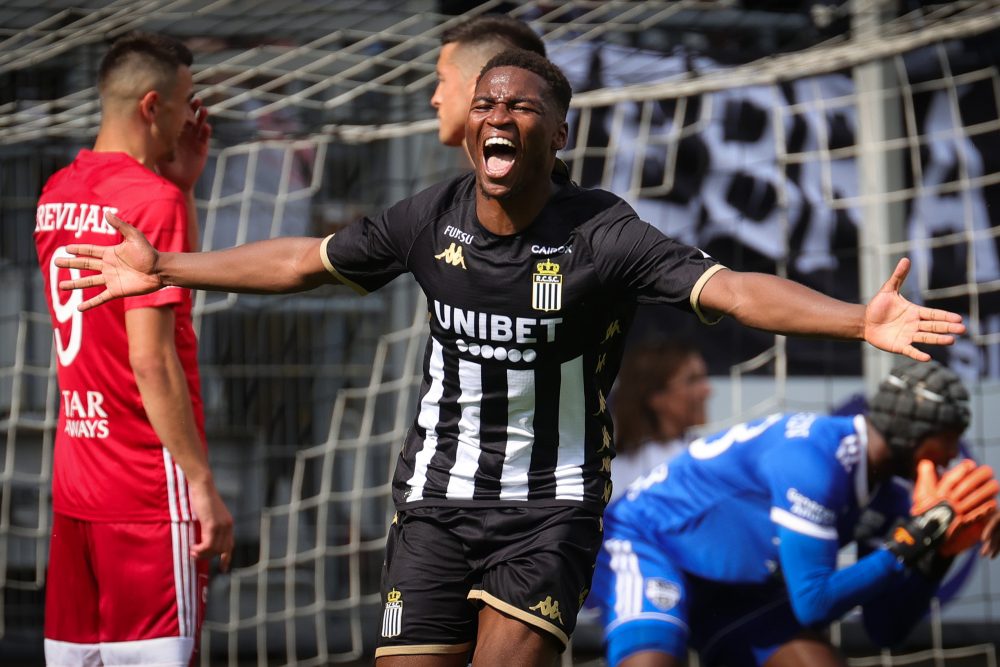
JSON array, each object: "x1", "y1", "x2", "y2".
[
  {"x1": 863, "y1": 258, "x2": 966, "y2": 361},
  {"x1": 188, "y1": 478, "x2": 235, "y2": 572},
  {"x1": 158, "y1": 97, "x2": 211, "y2": 193},
  {"x1": 56, "y1": 211, "x2": 163, "y2": 310}
]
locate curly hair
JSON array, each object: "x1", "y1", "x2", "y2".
[{"x1": 478, "y1": 49, "x2": 572, "y2": 119}]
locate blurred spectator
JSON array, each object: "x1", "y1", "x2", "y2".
[{"x1": 610, "y1": 339, "x2": 711, "y2": 501}]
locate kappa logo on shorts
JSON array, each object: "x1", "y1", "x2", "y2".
[
  {"x1": 381, "y1": 588, "x2": 403, "y2": 638},
  {"x1": 644, "y1": 578, "x2": 681, "y2": 611},
  {"x1": 529, "y1": 596, "x2": 564, "y2": 625}
]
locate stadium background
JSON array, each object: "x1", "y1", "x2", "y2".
[{"x1": 1, "y1": 0, "x2": 999, "y2": 664}]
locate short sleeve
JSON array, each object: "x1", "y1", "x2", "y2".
[
  {"x1": 585, "y1": 195, "x2": 722, "y2": 321},
  {"x1": 122, "y1": 194, "x2": 189, "y2": 311},
  {"x1": 322, "y1": 197, "x2": 416, "y2": 294}
]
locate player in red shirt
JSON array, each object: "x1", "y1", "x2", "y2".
[{"x1": 33, "y1": 32, "x2": 233, "y2": 667}]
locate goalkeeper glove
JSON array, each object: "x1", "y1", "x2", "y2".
[
  {"x1": 912, "y1": 459, "x2": 999, "y2": 556},
  {"x1": 887, "y1": 502, "x2": 955, "y2": 566}
]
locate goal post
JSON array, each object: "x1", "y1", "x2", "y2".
[{"x1": 1, "y1": 2, "x2": 998, "y2": 664}]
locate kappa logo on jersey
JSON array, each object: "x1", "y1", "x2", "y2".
[
  {"x1": 435, "y1": 242, "x2": 467, "y2": 270},
  {"x1": 532, "y1": 259, "x2": 563, "y2": 312},
  {"x1": 644, "y1": 578, "x2": 681, "y2": 611},
  {"x1": 529, "y1": 596, "x2": 564, "y2": 625},
  {"x1": 381, "y1": 588, "x2": 403, "y2": 638}
]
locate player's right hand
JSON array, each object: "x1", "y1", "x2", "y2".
[{"x1": 55, "y1": 211, "x2": 163, "y2": 311}]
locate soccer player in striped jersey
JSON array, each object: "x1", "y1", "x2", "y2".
[
  {"x1": 57, "y1": 51, "x2": 966, "y2": 667},
  {"x1": 592, "y1": 361, "x2": 1000, "y2": 667},
  {"x1": 34, "y1": 32, "x2": 233, "y2": 667}
]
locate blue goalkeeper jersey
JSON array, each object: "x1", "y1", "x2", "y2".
[{"x1": 606, "y1": 412, "x2": 911, "y2": 585}]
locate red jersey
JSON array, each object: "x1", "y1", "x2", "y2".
[{"x1": 34, "y1": 150, "x2": 205, "y2": 522}]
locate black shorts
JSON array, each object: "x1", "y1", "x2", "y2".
[{"x1": 375, "y1": 505, "x2": 603, "y2": 659}]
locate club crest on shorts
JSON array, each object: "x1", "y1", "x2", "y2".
[
  {"x1": 381, "y1": 588, "x2": 403, "y2": 638},
  {"x1": 644, "y1": 578, "x2": 681, "y2": 611},
  {"x1": 532, "y1": 260, "x2": 562, "y2": 312}
]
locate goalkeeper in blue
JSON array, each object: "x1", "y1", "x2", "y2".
[{"x1": 591, "y1": 360, "x2": 1000, "y2": 667}]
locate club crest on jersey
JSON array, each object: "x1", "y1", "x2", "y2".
[
  {"x1": 435, "y1": 242, "x2": 467, "y2": 270},
  {"x1": 381, "y1": 588, "x2": 403, "y2": 638},
  {"x1": 532, "y1": 259, "x2": 563, "y2": 312}
]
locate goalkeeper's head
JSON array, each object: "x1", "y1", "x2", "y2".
[{"x1": 868, "y1": 360, "x2": 971, "y2": 477}]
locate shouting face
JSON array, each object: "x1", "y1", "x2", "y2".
[{"x1": 467, "y1": 65, "x2": 567, "y2": 201}]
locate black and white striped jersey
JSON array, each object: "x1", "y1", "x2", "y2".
[{"x1": 322, "y1": 170, "x2": 722, "y2": 512}]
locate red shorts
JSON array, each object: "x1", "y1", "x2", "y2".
[{"x1": 44, "y1": 513, "x2": 208, "y2": 667}]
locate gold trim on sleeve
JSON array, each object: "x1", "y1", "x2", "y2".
[
  {"x1": 690, "y1": 264, "x2": 727, "y2": 325},
  {"x1": 319, "y1": 234, "x2": 368, "y2": 295}
]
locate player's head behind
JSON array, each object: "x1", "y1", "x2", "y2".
[
  {"x1": 433, "y1": 15, "x2": 546, "y2": 147},
  {"x1": 468, "y1": 50, "x2": 572, "y2": 201},
  {"x1": 441, "y1": 14, "x2": 547, "y2": 58},
  {"x1": 97, "y1": 32, "x2": 195, "y2": 163},
  {"x1": 98, "y1": 32, "x2": 193, "y2": 106},
  {"x1": 868, "y1": 359, "x2": 970, "y2": 477}
]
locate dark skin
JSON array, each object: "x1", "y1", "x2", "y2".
[
  {"x1": 54, "y1": 62, "x2": 969, "y2": 667},
  {"x1": 465, "y1": 66, "x2": 567, "y2": 235},
  {"x1": 55, "y1": 66, "x2": 964, "y2": 365}
]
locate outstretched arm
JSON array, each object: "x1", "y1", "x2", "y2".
[
  {"x1": 56, "y1": 212, "x2": 336, "y2": 311},
  {"x1": 697, "y1": 258, "x2": 965, "y2": 361}
]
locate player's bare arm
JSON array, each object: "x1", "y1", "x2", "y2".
[
  {"x1": 697, "y1": 257, "x2": 965, "y2": 361},
  {"x1": 56, "y1": 211, "x2": 337, "y2": 310},
  {"x1": 127, "y1": 307, "x2": 235, "y2": 571}
]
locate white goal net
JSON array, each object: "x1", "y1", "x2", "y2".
[{"x1": 1, "y1": 1, "x2": 998, "y2": 665}]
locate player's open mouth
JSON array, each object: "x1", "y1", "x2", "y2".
[{"x1": 483, "y1": 136, "x2": 516, "y2": 179}]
